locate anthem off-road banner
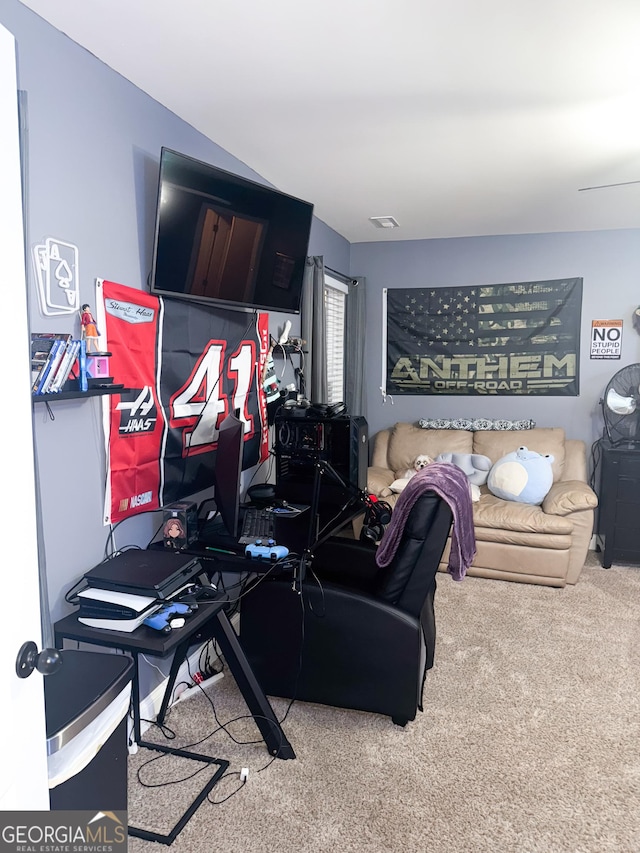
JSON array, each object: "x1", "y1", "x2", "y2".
[
  {"x1": 98, "y1": 280, "x2": 269, "y2": 524},
  {"x1": 385, "y1": 278, "x2": 582, "y2": 396}
]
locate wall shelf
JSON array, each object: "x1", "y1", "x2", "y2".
[{"x1": 33, "y1": 386, "x2": 125, "y2": 403}]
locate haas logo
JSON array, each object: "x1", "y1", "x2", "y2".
[{"x1": 117, "y1": 387, "x2": 157, "y2": 434}]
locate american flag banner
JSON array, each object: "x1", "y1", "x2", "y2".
[{"x1": 385, "y1": 278, "x2": 582, "y2": 396}]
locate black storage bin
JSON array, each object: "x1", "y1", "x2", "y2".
[{"x1": 45, "y1": 649, "x2": 133, "y2": 810}]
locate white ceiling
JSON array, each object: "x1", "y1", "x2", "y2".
[{"x1": 19, "y1": 0, "x2": 640, "y2": 243}]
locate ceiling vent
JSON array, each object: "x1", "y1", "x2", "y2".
[{"x1": 369, "y1": 216, "x2": 400, "y2": 229}]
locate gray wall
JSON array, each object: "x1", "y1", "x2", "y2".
[
  {"x1": 351, "y1": 230, "x2": 640, "y2": 448},
  {"x1": 5, "y1": 0, "x2": 640, "y2": 635},
  {"x1": 4, "y1": 0, "x2": 349, "y2": 627}
]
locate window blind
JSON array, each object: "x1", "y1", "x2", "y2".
[{"x1": 324, "y1": 275, "x2": 348, "y2": 404}]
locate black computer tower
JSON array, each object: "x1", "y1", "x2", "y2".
[{"x1": 275, "y1": 412, "x2": 368, "y2": 505}]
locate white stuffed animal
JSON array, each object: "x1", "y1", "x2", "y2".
[{"x1": 389, "y1": 454, "x2": 434, "y2": 493}]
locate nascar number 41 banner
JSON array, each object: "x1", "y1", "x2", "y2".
[
  {"x1": 98, "y1": 279, "x2": 269, "y2": 524},
  {"x1": 384, "y1": 278, "x2": 582, "y2": 396}
]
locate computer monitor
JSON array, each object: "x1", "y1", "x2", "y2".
[{"x1": 212, "y1": 412, "x2": 244, "y2": 537}]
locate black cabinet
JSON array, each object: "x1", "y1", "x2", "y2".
[{"x1": 596, "y1": 442, "x2": 640, "y2": 568}]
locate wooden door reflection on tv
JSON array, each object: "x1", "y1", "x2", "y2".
[{"x1": 187, "y1": 203, "x2": 266, "y2": 302}]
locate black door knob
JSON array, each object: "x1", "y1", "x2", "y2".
[{"x1": 15, "y1": 641, "x2": 63, "y2": 678}]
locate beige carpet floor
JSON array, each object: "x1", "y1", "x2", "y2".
[{"x1": 127, "y1": 554, "x2": 640, "y2": 853}]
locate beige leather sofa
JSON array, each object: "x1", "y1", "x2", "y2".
[{"x1": 366, "y1": 422, "x2": 598, "y2": 587}]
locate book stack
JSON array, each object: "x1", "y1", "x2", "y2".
[{"x1": 31, "y1": 333, "x2": 87, "y2": 395}]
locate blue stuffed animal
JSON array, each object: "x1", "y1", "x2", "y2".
[{"x1": 487, "y1": 446, "x2": 554, "y2": 505}]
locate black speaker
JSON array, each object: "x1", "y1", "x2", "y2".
[{"x1": 275, "y1": 412, "x2": 368, "y2": 505}]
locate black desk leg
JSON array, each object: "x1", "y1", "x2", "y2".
[
  {"x1": 129, "y1": 743, "x2": 228, "y2": 845},
  {"x1": 131, "y1": 653, "x2": 142, "y2": 744},
  {"x1": 212, "y1": 609, "x2": 296, "y2": 760},
  {"x1": 129, "y1": 651, "x2": 229, "y2": 845},
  {"x1": 157, "y1": 636, "x2": 192, "y2": 726}
]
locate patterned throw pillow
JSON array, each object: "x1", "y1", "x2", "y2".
[{"x1": 418, "y1": 417, "x2": 536, "y2": 431}]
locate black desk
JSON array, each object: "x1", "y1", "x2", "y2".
[
  {"x1": 168, "y1": 498, "x2": 363, "y2": 572},
  {"x1": 54, "y1": 598, "x2": 294, "y2": 844}
]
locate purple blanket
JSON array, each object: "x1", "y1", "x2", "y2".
[{"x1": 375, "y1": 462, "x2": 476, "y2": 581}]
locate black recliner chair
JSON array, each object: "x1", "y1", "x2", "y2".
[{"x1": 238, "y1": 490, "x2": 453, "y2": 726}]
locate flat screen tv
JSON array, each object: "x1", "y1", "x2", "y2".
[{"x1": 149, "y1": 147, "x2": 314, "y2": 314}]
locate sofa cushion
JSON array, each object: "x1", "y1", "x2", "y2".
[
  {"x1": 473, "y1": 527, "x2": 572, "y2": 549},
  {"x1": 472, "y1": 427, "x2": 566, "y2": 481},
  {"x1": 386, "y1": 422, "x2": 473, "y2": 475},
  {"x1": 439, "y1": 539, "x2": 571, "y2": 584},
  {"x1": 473, "y1": 492, "x2": 573, "y2": 535}
]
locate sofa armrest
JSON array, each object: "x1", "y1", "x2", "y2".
[
  {"x1": 367, "y1": 465, "x2": 396, "y2": 496},
  {"x1": 542, "y1": 480, "x2": 598, "y2": 516}
]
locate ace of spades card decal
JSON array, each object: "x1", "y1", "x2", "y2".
[{"x1": 32, "y1": 237, "x2": 80, "y2": 316}]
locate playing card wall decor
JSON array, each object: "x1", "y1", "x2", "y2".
[{"x1": 32, "y1": 237, "x2": 80, "y2": 316}]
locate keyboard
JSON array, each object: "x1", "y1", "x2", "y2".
[{"x1": 238, "y1": 508, "x2": 276, "y2": 545}]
